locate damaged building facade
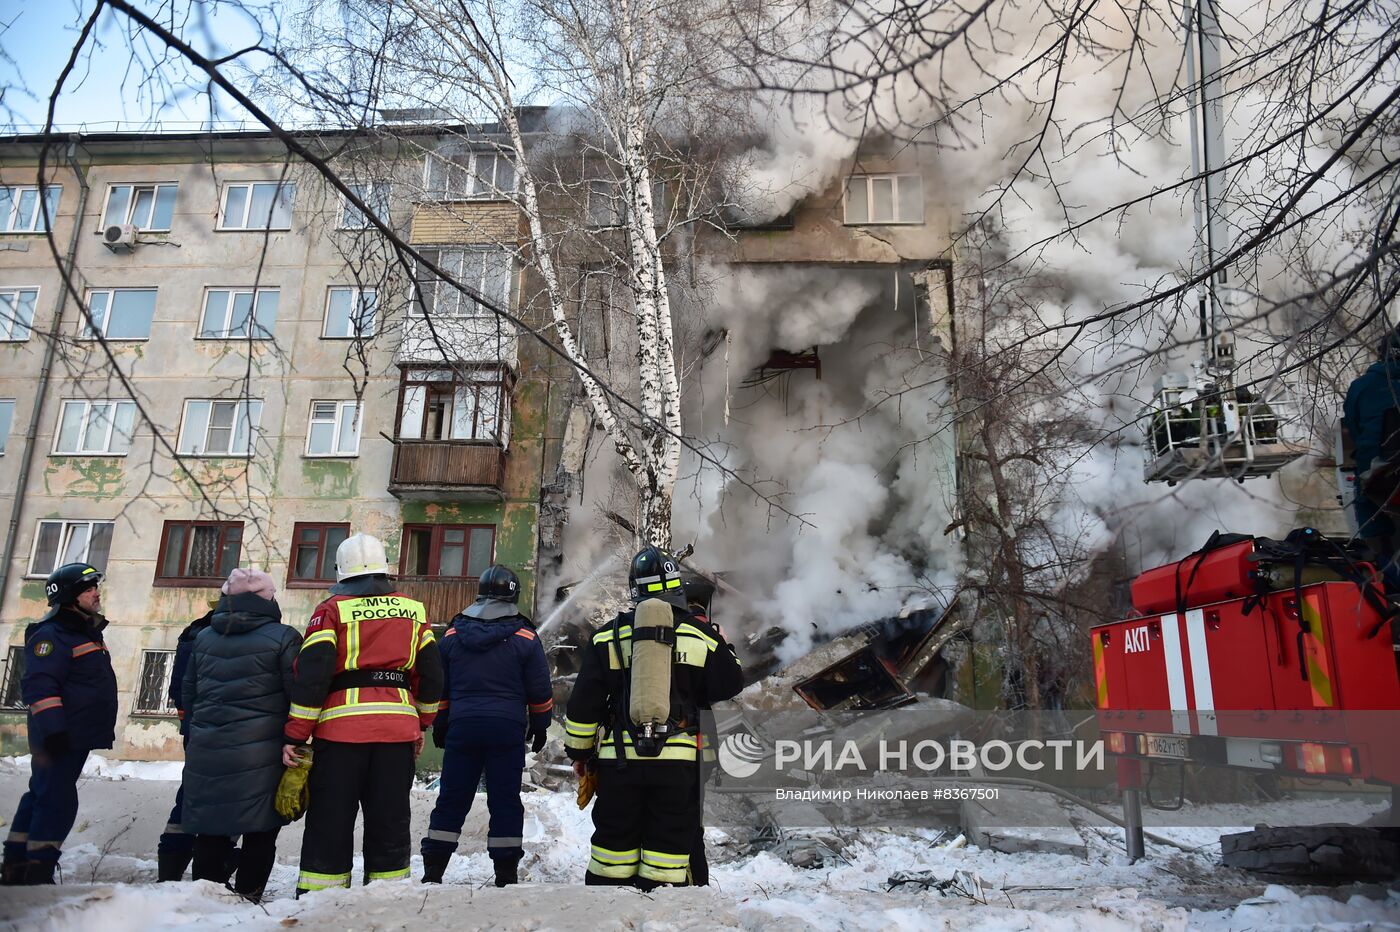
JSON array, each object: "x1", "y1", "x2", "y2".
[{"x1": 0, "y1": 118, "x2": 965, "y2": 759}]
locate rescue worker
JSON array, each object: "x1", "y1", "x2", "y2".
[
  {"x1": 420, "y1": 564, "x2": 552, "y2": 887},
  {"x1": 281, "y1": 532, "x2": 443, "y2": 895},
  {"x1": 156, "y1": 599, "x2": 218, "y2": 882},
  {"x1": 564, "y1": 546, "x2": 743, "y2": 888},
  {"x1": 1, "y1": 563, "x2": 117, "y2": 885},
  {"x1": 1344, "y1": 328, "x2": 1400, "y2": 585}
]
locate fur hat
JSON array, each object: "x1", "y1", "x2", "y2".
[{"x1": 222, "y1": 567, "x2": 276, "y2": 601}]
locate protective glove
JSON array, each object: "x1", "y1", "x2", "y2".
[
  {"x1": 432, "y1": 715, "x2": 450, "y2": 749},
  {"x1": 42, "y1": 731, "x2": 70, "y2": 758},
  {"x1": 526, "y1": 711, "x2": 551, "y2": 754},
  {"x1": 576, "y1": 762, "x2": 597, "y2": 810},
  {"x1": 275, "y1": 747, "x2": 314, "y2": 822}
]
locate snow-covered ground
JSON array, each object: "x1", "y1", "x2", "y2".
[{"x1": 1, "y1": 755, "x2": 1397, "y2": 930}]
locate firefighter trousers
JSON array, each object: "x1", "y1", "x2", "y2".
[
  {"x1": 296, "y1": 740, "x2": 414, "y2": 892},
  {"x1": 585, "y1": 764, "x2": 700, "y2": 887},
  {"x1": 3, "y1": 747, "x2": 89, "y2": 867},
  {"x1": 422, "y1": 721, "x2": 526, "y2": 861}
]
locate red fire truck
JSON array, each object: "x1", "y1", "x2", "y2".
[{"x1": 1092, "y1": 529, "x2": 1400, "y2": 861}]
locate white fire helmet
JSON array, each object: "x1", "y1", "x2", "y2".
[{"x1": 335, "y1": 532, "x2": 391, "y2": 582}]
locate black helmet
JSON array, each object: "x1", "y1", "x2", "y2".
[
  {"x1": 628, "y1": 546, "x2": 685, "y2": 608},
  {"x1": 1379, "y1": 327, "x2": 1400, "y2": 361},
  {"x1": 46, "y1": 562, "x2": 103, "y2": 607},
  {"x1": 478, "y1": 564, "x2": 521, "y2": 603}
]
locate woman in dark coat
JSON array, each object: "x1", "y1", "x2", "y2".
[{"x1": 182, "y1": 568, "x2": 301, "y2": 899}]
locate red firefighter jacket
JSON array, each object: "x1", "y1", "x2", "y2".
[{"x1": 283, "y1": 581, "x2": 443, "y2": 744}]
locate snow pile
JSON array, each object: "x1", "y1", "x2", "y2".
[{"x1": 1, "y1": 754, "x2": 184, "y2": 782}]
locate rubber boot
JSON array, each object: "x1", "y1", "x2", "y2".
[
  {"x1": 0, "y1": 859, "x2": 26, "y2": 886},
  {"x1": 157, "y1": 849, "x2": 192, "y2": 883},
  {"x1": 492, "y1": 855, "x2": 519, "y2": 888},
  {"x1": 421, "y1": 851, "x2": 450, "y2": 884},
  {"x1": 23, "y1": 861, "x2": 56, "y2": 885}
]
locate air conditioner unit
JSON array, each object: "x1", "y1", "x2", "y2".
[{"x1": 103, "y1": 224, "x2": 138, "y2": 252}]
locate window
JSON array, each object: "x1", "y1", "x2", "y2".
[
  {"x1": 155, "y1": 521, "x2": 243, "y2": 585},
  {"x1": 425, "y1": 151, "x2": 516, "y2": 200},
  {"x1": 307, "y1": 400, "x2": 362, "y2": 456},
  {"x1": 587, "y1": 179, "x2": 622, "y2": 227},
  {"x1": 177, "y1": 399, "x2": 263, "y2": 456},
  {"x1": 0, "y1": 399, "x2": 13, "y2": 454},
  {"x1": 101, "y1": 183, "x2": 177, "y2": 231},
  {"x1": 199, "y1": 288, "x2": 279, "y2": 339},
  {"x1": 84, "y1": 288, "x2": 157, "y2": 340},
  {"x1": 578, "y1": 268, "x2": 616, "y2": 361},
  {"x1": 339, "y1": 181, "x2": 390, "y2": 229},
  {"x1": 1, "y1": 646, "x2": 24, "y2": 709},
  {"x1": 27, "y1": 519, "x2": 114, "y2": 577},
  {"x1": 323, "y1": 287, "x2": 377, "y2": 339},
  {"x1": 396, "y1": 367, "x2": 508, "y2": 443},
  {"x1": 133, "y1": 650, "x2": 178, "y2": 715},
  {"x1": 0, "y1": 287, "x2": 38, "y2": 341},
  {"x1": 843, "y1": 173, "x2": 923, "y2": 225},
  {"x1": 288, "y1": 522, "x2": 350, "y2": 586},
  {"x1": 0, "y1": 184, "x2": 60, "y2": 233},
  {"x1": 586, "y1": 178, "x2": 667, "y2": 228},
  {"x1": 412, "y1": 248, "x2": 511, "y2": 317},
  {"x1": 54, "y1": 399, "x2": 136, "y2": 455},
  {"x1": 400, "y1": 524, "x2": 495, "y2": 579},
  {"x1": 218, "y1": 181, "x2": 295, "y2": 230}
]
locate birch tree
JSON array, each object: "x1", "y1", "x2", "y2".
[{"x1": 295, "y1": 0, "x2": 747, "y2": 548}]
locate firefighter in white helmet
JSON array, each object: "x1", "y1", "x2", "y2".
[{"x1": 281, "y1": 532, "x2": 443, "y2": 894}]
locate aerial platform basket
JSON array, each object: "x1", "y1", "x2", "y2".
[{"x1": 1142, "y1": 372, "x2": 1309, "y2": 484}]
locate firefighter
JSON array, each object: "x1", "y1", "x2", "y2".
[
  {"x1": 420, "y1": 564, "x2": 552, "y2": 887},
  {"x1": 564, "y1": 546, "x2": 743, "y2": 888},
  {"x1": 281, "y1": 532, "x2": 443, "y2": 895},
  {"x1": 1, "y1": 563, "x2": 117, "y2": 885},
  {"x1": 156, "y1": 599, "x2": 218, "y2": 882}
]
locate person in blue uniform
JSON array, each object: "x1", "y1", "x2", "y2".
[
  {"x1": 1, "y1": 562, "x2": 118, "y2": 885},
  {"x1": 420, "y1": 565, "x2": 552, "y2": 887},
  {"x1": 1343, "y1": 328, "x2": 1400, "y2": 586}
]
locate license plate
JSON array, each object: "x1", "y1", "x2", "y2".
[{"x1": 1144, "y1": 734, "x2": 1189, "y2": 759}]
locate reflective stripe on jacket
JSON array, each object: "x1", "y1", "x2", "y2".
[{"x1": 284, "y1": 587, "x2": 443, "y2": 744}]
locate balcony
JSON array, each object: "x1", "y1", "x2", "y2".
[
  {"x1": 397, "y1": 577, "x2": 480, "y2": 627},
  {"x1": 388, "y1": 440, "x2": 506, "y2": 501},
  {"x1": 397, "y1": 316, "x2": 517, "y2": 367}
]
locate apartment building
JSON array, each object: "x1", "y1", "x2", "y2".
[{"x1": 0, "y1": 126, "x2": 556, "y2": 758}]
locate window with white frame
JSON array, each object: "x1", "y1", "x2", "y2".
[
  {"x1": 54, "y1": 399, "x2": 136, "y2": 455},
  {"x1": 424, "y1": 151, "x2": 516, "y2": 200},
  {"x1": 0, "y1": 184, "x2": 60, "y2": 233},
  {"x1": 396, "y1": 366, "x2": 508, "y2": 444},
  {"x1": 843, "y1": 173, "x2": 923, "y2": 225},
  {"x1": 0, "y1": 287, "x2": 37, "y2": 341},
  {"x1": 218, "y1": 181, "x2": 295, "y2": 230},
  {"x1": 84, "y1": 288, "x2": 157, "y2": 340},
  {"x1": 0, "y1": 400, "x2": 13, "y2": 455},
  {"x1": 412, "y1": 247, "x2": 511, "y2": 317},
  {"x1": 307, "y1": 400, "x2": 362, "y2": 457},
  {"x1": 177, "y1": 399, "x2": 263, "y2": 456},
  {"x1": 199, "y1": 287, "x2": 279, "y2": 339},
  {"x1": 323, "y1": 287, "x2": 377, "y2": 339},
  {"x1": 133, "y1": 650, "x2": 178, "y2": 715},
  {"x1": 339, "y1": 181, "x2": 390, "y2": 229},
  {"x1": 101, "y1": 183, "x2": 177, "y2": 231},
  {"x1": 27, "y1": 519, "x2": 114, "y2": 577}
]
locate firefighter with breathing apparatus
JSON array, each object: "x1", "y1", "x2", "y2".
[{"x1": 564, "y1": 546, "x2": 743, "y2": 887}]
